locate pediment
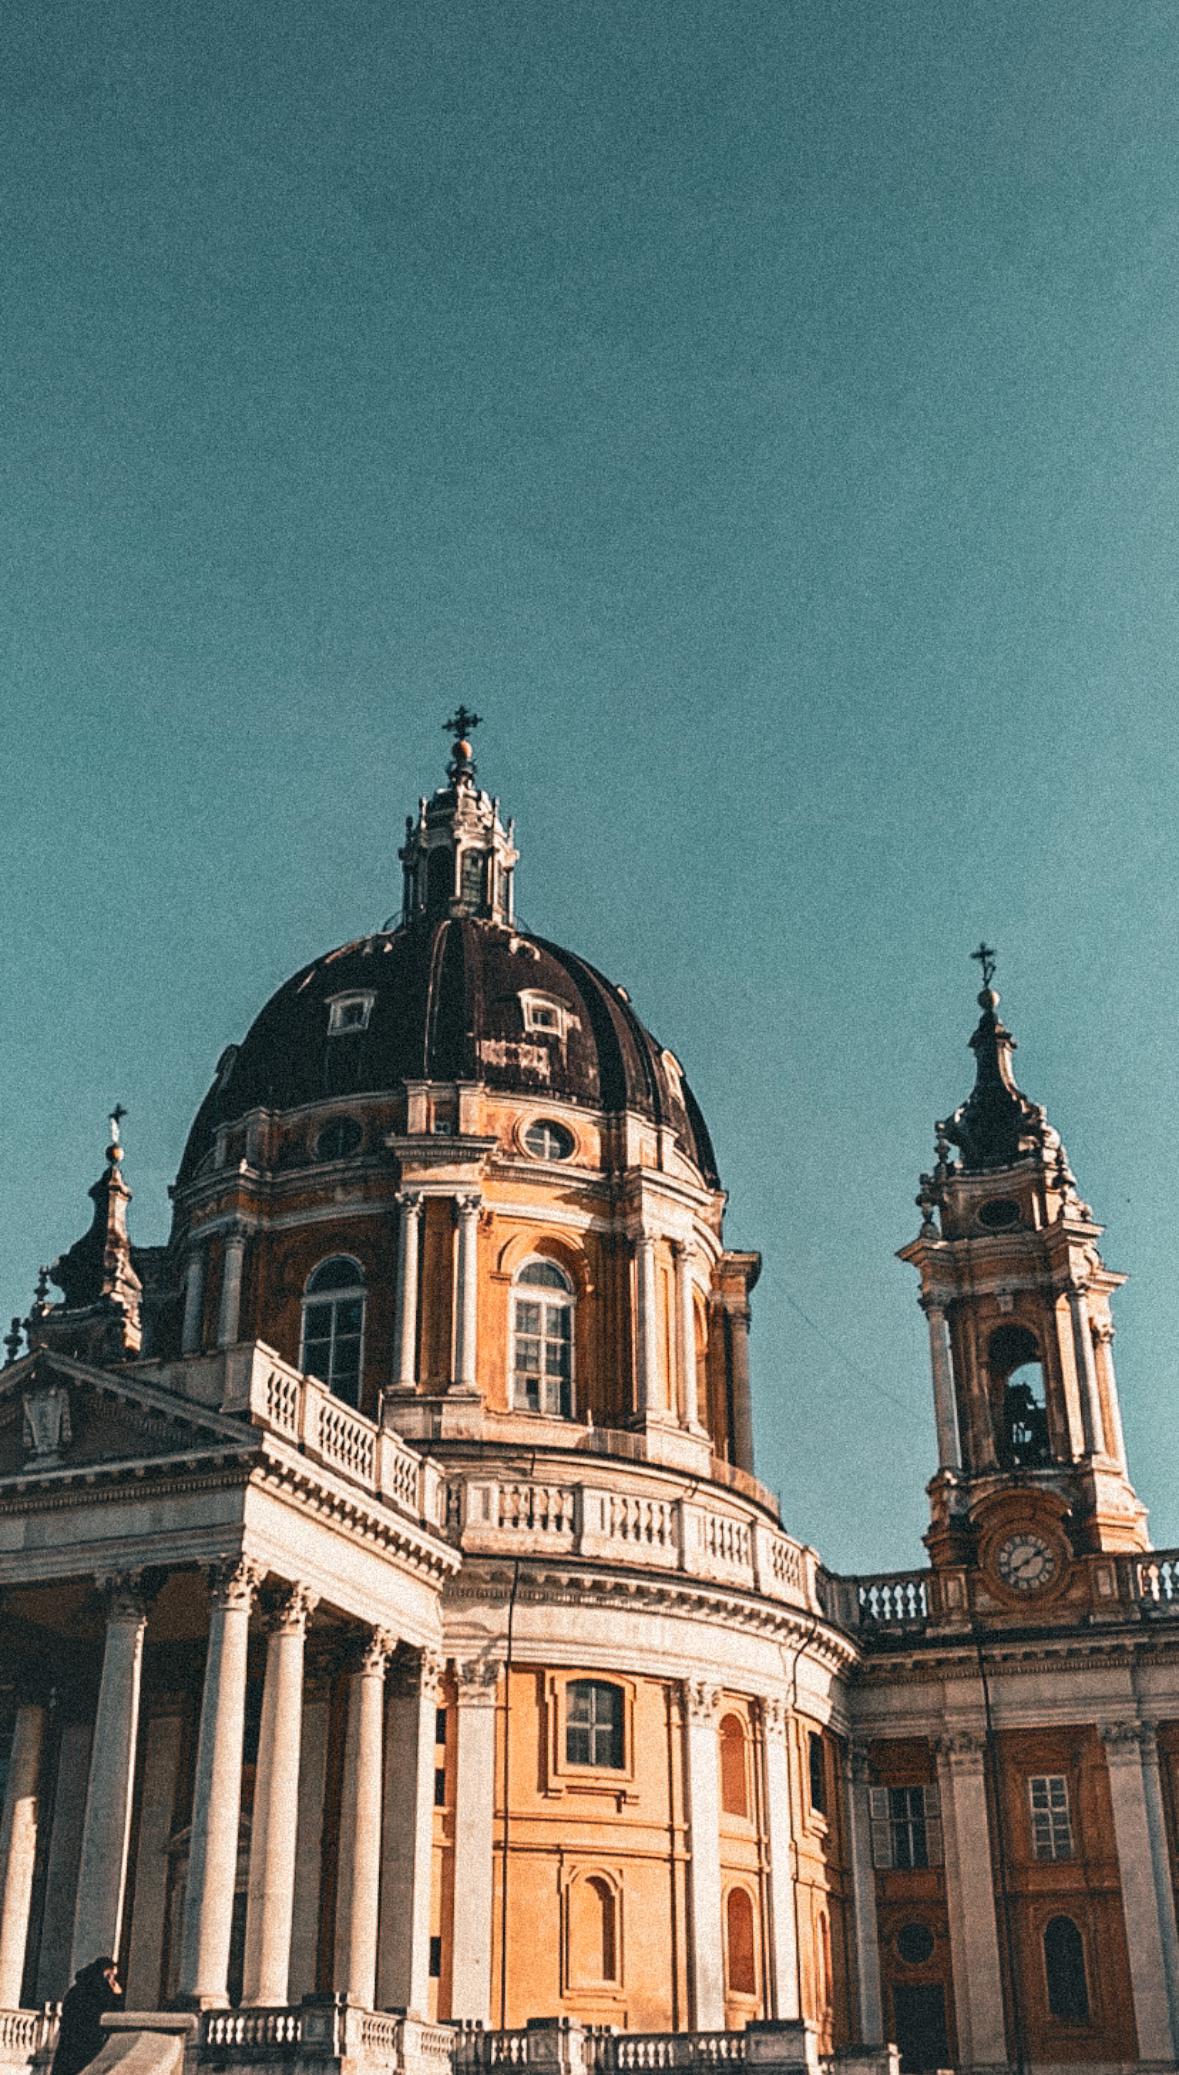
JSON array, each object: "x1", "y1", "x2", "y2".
[{"x1": 0, "y1": 1349, "x2": 258, "y2": 1481}]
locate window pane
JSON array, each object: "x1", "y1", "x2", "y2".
[
  {"x1": 519, "y1": 1260, "x2": 571, "y2": 1289},
  {"x1": 335, "y1": 1298, "x2": 363, "y2": 1334},
  {"x1": 307, "y1": 1257, "x2": 364, "y2": 1294},
  {"x1": 516, "y1": 1301, "x2": 541, "y2": 1335}
]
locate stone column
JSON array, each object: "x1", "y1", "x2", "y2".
[
  {"x1": 672, "y1": 1243, "x2": 701, "y2": 1430},
  {"x1": 393, "y1": 1192, "x2": 423, "y2": 1390},
  {"x1": 1094, "y1": 1320, "x2": 1128, "y2": 1471},
  {"x1": 379, "y1": 1650, "x2": 443, "y2": 2015},
  {"x1": 1067, "y1": 1284, "x2": 1106, "y2": 1457},
  {"x1": 0, "y1": 1701, "x2": 46, "y2": 2006},
  {"x1": 181, "y1": 1247, "x2": 206, "y2": 1356},
  {"x1": 684, "y1": 1680, "x2": 725, "y2": 2030},
  {"x1": 452, "y1": 1196, "x2": 481, "y2": 1391},
  {"x1": 1103, "y1": 1722, "x2": 1179, "y2": 2060},
  {"x1": 178, "y1": 1558, "x2": 261, "y2": 2007},
  {"x1": 921, "y1": 1299, "x2": 961, "y2": 1472},
  {"x1": 726, "y1": 1302, "x2": 755, "y2": 1473},
  {"x1": 449, "y1": 1655, "x2": 501, "y2": 2023},
  {"x1": 935, "y1": 1733, "x2": 1006, "y2": 2070},
  {"x1": 71, "y1": 1576, "x2": 149, "y2": 1975},
  {"x1": 845, "y1": 1743, "x2": 883, "y2": 2044},
  {"x1": 217, "y1": 1225, "x2": 249, "y2": 1349},
  {"x1": 762, "y1": 1700, "x2": 800, "y2": 2021},
  {"x1": 634, "y1": 1234, "x2": 661, "y2": 1416},
  {"x1": 242, "y1": 1583, "x2": 317, "y2": 2007},
  {"x1": 335, "y1": 1628, "x2": 393, "y2": 2008}
]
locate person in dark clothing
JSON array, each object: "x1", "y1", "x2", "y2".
[{"x1": 50, "y1": 1957, "x2": 122, "y2": 2075}]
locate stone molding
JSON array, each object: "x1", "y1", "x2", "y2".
[
  {"x1": 684, "y1": 1678, "x2": 723, "y2": 1725},
  {"x1": 208, "y1": 1555, "x2": 265, "y2": 1611},
  {"x1": 262, "y1": 1580, "x2": 318, "y2": 1635},
  {"x1": 934, "y1": 1729, "x2": 986, "y2": 1761}
]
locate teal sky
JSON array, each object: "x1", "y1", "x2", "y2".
[{"x1": 5, "y1": 1, "x2": 1179, "y2": 1573}]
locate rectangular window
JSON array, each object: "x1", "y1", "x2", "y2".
[
  {"x1": 869, "y1": 1784, "x2": 943, "y2": 1869},
  {"x1": 809, "y1": 1731, "x2": 828, "y2": 1816},
  {"x1": 1029, "y1": 1774, "x2": 1074, "y2": 1861},
  {"x1": 435, "y1": 1706, "x2": 447, "y2": 1745},
  {"x1": 429, "y1": 1936, "x2": 442, "y2": 1980},
  {"x1": 434, "y1": 1766, "x2": 446, "y2": 1807},
  {"x1": 565, "y1": 1680, "x2": 625, "y2": 1769}
]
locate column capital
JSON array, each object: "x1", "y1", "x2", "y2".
[
  {"x1": 1101, "y1": 1719, "x2": 1151, "y2": 1757},
  {"x1": 684, "y1": 1678, "x2": 723, "y2": 1726},
  {"x1": 222, "y1": 1219, "x2": 252, "y2": 1247},
  {"x1": 95, "y1": 1570, "x2": 152, "y2": 1623},
  {"x1": 669, "y1": 1237, "x2": 690, "y2": 1262},
  {"x1": 262, "y1": 1581, "x2": 318, "y2": 1636},
  {"x1": 207, "y1": 1556, "x2": 264, "y2": 1613},
  {"x1": 935, "y1": 1728, "x2": 986, "y2": 1764},
  {"x1": 761, "y1": 1695, "x2": 789, "y2": 1741},
  {"x1": 632, "y1": 1229, "x2": 656, "y2": 1256},
  {"x1": 453, "y1": 1192, "x2": 482, "y2": 1223},
  {"x1": 918, "y1": 1293, "x2": 949, "y2": 1318},
  {"x1": 351, "y1": 1626, "x2": 396, "y2": 1677},
  {"x1": 390, "y1": 1647, "x2": 444, "y2": 1700},
  {"x1": 454, "y1": 1651, "x2": 504, "y2": 1703},
  {"x1": 847, "y1": 1739, "x2": 873, "y2": 1785},
  {"x1": 394, "y1": 1189, "x2": 424, "y2": 1216},
  {"x1": 1094, "y1": 1317, "x2": 1116, "y2": 1344}
]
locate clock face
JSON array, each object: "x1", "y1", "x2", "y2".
[{"x1": 995, "y1": 1530, "x2": 1059, "y2": 1595}]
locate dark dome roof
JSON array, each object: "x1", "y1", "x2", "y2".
[{"x1": 178, "y1": 918, "x2": 718, "y2": 1186}]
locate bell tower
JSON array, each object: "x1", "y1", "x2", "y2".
[{"x1": 899, "y1": 951, "x2": 1148, "y2": 1623}]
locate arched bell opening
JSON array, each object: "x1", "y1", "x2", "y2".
[{"x1": 988, "y1": 1325, "x2": 1051, "y2": 1468}]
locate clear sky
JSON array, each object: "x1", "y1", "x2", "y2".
[{"x1": 5, "y1": 1, "x2": 1179, "y2": 1574}]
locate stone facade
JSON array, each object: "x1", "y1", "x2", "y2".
[{"x1": 3, "y1": 736, "x2": 1178, "y2": 2075}]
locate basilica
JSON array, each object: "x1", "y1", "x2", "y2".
[{"x1": 1, "y1": 721, "x2": 1177, "y2": 2075}]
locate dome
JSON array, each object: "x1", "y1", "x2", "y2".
[{"x1": 178, "y1": 916, "x2": 718, "y2": 1186}]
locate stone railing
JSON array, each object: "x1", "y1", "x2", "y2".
[
  {"x1": 201, "y1": 2002, "x2": 453, "y2": 2073},
  {"x1": 0, "y1": 2009, "x2": 58, "y2": 2066},
  {"x1": 821, "y1": 1569, "x2": 931, "y2": 1632},
  {"x1": 1136, "y1": 1549, "x2": 1179, "y2": 1609},
  {"x1": 222, "y1": 1345, "x2": 443, "y2": 1526},
  {"x1": 454, "y1": 2020, "x2": 832, "y2": 2075},
  {"x1": 444, "y1": 1474, "x2": 822, "y2": 1612}
]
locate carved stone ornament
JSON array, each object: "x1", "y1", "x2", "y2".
[
  {"x1": 21, "y1": 1379, "x2": 72, "y2": 1463},
  {"x1": 761, "y1": 1695, "x2": 789, "y2": 1740},
  {"x1": 97, "y1": 1571, "x2": 149, "y2": 1624},
  {"x1": 389, "y1": 1647, "x2": 444, "y2": 1700},
  {"x1": 847, "y1": 1739, "x2": 872, "y2": 1786},
  {"x1": 454, "y1": 1651, "x2": 504, "y2": 1700},
  {"x1": 934, "y1": 1729, "x2": 986, "y2": 1761},
  {"x1": 263, "y1": 1582, "x2": 319, "y2": 1636},
  {"x1": 208, "y1": 1556, "x2": 264, "y2": 1612},
  {"x1": 353, "y1": 1627, "x2": 396, "y2": 1677},
  {"x1": 685, "y1": 1678, "x2": 723, "y2": 1725},
  {"x1": 1101, "y1": 1720, "x2": 1151, "y2": 1756}
]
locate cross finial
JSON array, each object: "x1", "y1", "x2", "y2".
[
  {"x1": 443, "y1": 706, "x2": 482, "y2": 744},
  {"x1": 109, "y1": 1103, "x2": 128, "y2": 1143},
  {"x1": 971, "y1": 942, "x2": 997, "y2": 990}
]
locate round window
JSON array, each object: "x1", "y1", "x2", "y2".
[
  {"x1": 315, "y1": 1116, "x2": 363, "y2": 1162},
  {"x1": 524, "y1": 1119, "x2": 576, "y2": 1162},
  {"x1": 978, "y1": 1198, "x2": 1020, "y2": 1230},
  {"x1": 896, "y1": 1922, "x2": 934, "y2": 1967}
]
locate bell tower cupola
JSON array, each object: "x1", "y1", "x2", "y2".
[
  {"x1": 399, "y1": 708, "x2": 520, "y2": 926},
  {"x1": 900, "y1": 949, "x2": 1148, "y2": 1614}
]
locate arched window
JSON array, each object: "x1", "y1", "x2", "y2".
[
  {"x1": 301, "y1": 1257, "x2": 366, "y2": 1406},
  {"x1": 568, "y1": 1872, "x2": 619, "y2": 1985},
  {"x1": 1044, "y1": 1915, "x2": 1089, "y2": 2023},
  {"x1": 720, "y1": 1713, "x2": 749, "y2": 1818},
  {"x1": 989, "y1": 1326, "x2": 1050, "y2": 1467},
  {"x1": 512, "y1": 1258, "x2": 574, "y2": 1416},
  {"x1": 725, "y1": 1888, "x2": 757, "y2": 1997},
  {"x1": 566, "y1": 1680, "x2": 624, "y2": 1769}
]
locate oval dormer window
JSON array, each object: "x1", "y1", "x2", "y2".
[
  {"x1": 315, "y1": 1116, "x2": 363, "y2": 1161},
  {"x1": 978, "y1": 1198, "x2": 1020, "y2": 1230},
  {"x1": 524, "y1": 1119, "x2": 575, "y2": 1162}
]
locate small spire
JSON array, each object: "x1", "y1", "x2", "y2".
[
  {"x1": 2, "y1": 1319, "x2": 21, "y2": 1368},
  {"x1": 937, "y1": 951, "x2": 1047, "y2": 1171},
  {"x1": 45, "y1": 1111, "x2": 143, "y2": 1355}
]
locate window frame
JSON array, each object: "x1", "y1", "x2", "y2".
[
  {"x1": 545, "y1": 1672, "x2": 637, "y2": 1797},
  {"x1": 561, "y1": 1865, "x2": 624, "y2": 1999},
  {"x1": 510, "y1": 1256, "x2": 576, "y2": 1418},
  {"x1": 326, "y1": 991, "x2": 375, "y2": 1036},
  {"x1": 522, "y1": 1116, "x2": 578, "y2": 1163},
  {"x1": 1028, "y1": 1773, "x2": 1075, "y2": 1862},
  {"x1": 519, "y1": 990, "x2": 580, "y2": 1044},
  {"x1": 1042, "y1": 1913, "x2": 1091, "y2": 2025},
  {"x1": 300, "y1": 1255, "x2": 367, "y2": 1406},
  {"x1": 869, "y1": 1783, "x2": 943, "y2": 1869}
]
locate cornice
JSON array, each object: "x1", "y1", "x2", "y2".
[
  {"x1": 253, "y1": 1453, "x2": 457, "y2": 1585},
  {"x1": 851, "y1": 1627, "x2": 1179, "y2": 1686}
]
